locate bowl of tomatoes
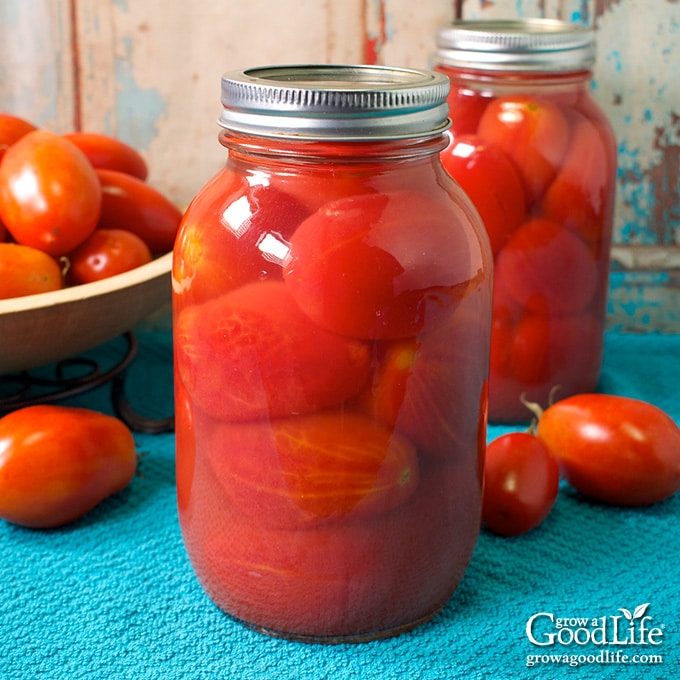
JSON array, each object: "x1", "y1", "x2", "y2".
[
  {"x1": 0, "y1": 115, "x2": 181, "y2": 374},
  {"x1": 0, "y1": 251, "x2": 172, "y2": 375}
]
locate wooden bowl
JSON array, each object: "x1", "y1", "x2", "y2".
[{"x1": 0, "y1": 252, "x2": 172, "y2": 375}]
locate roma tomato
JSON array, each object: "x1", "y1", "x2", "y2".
[
  {"x1": 96, "y1": 169, "x2": 183, "y2": 254},
  {"x1": 540, "y1": 116, "x2": 616, "y2": 253},
  {"x1": 0, "y1": 242, "x2": 63, "y2": 299},
  {"x1": 207, "y1": 411, "x2": 419, "y2": 528},
  {"x1": 173, "y1": 171, "x2": 310, "y2": 302},
  {"x1": 0, "y1": 131, "x2": 102, "y2": 256},
  {"x1": 63, "y1": 131, "x2": 148, "y2": 180},
  {"x1": 536, "y1": 394, "x2": 680, "y2": 506},
  {"x1": 283, "y1": 190, "x2": 482, "y2": 340},
  {"x1": 0, "y1": 405, "x2": 136, "y2": 528},
  {"x1": 489, "y1": 312, "x2": 603, "y2": 422},
  {"x1": 181, "y1": 457, "x2": 480, "y2": 639},
  {"x1": 269, "y1": 163, "x2": 374, "y2": 213},
  {"x1": 447, "y1": 89, "x2": 491, "y2": 136},
  {"x1": 495, "y1": 218, "x2": 598, "y2": 316},
  {"x1": 511, "y1": 313, "x2": 602, "y2": 388},
  {"x1": 482, "y1": 432, "x2": 559, "y2": 536},
  {"x1": 440, "y1": 133, "x2": 527, "y2": 254},
  {"x1": 175, "y1": 281, "x2": 371, "y2": 421},
  {"x1": 0, "y1": 113, "x2": 37, "y2": 161},
  {"x1": 477, "y1": 95, "x2": 570, "y2": 203},
  {"x1": 66, "y1": 228, "x2": 152, "y2": 285},
  {"x1": 356, "y1": 293, "x2": 490, "y2": 460}
]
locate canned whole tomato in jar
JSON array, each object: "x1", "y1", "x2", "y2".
[
  {"x1": 172, "y1": 65, "x2": 492, "y2": 642},
  {"x1": 435, "y1": 20, "x2": 617, "y2": 422}
]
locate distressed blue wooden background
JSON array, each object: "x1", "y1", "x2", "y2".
[{"x1": 0, "y1": 0, "x2": 678, "y2": 330}]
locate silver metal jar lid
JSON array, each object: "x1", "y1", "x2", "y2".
[
  {"x1": 436, "y1": 19, "x2": 596, "y2": 72},
  {"x1": 219, "y1": 64, "x2": 451, "y2": 141}
]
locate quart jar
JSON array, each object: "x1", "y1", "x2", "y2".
[
  {"x1": 172, "y1": 65, "x2": 492, "y2": 642},
  {"x1": 435, "y1": 20, "x2": 617, "y2": 422}
]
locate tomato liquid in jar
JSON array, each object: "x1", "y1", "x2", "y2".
[
  {"x1": 172, "y1": 65, "x2": 492, "y2": 642},
  {"x1": 435, "y1": 20, "x2": 617, "y2": 423}
]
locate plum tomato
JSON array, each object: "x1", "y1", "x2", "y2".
[
  {"x1": 511, "y1": 313, "x2": 602, "y2": 388},
  {"x1": 175, "y1": 281, "x2": 371, "y2": 421},
  {"x1": 489, "y1": 312, "x2": 603, "y2": 423},
  {"x1": 0, "y1": 113, "x2": 37, "y2": 161},
  {"x1": 0, "y1": 130, "x2": 102, "y2": 256},
  {"x1": 269, "y1": 164, "x2": 374, "y2": 213},
  {"x1": 440, "y1": 133, "x2": 527, "y2": 254},
  {"x1": 207, "y1": 411, "x2": 419, "y2": 529},
  {"x1": 173, "y1": 171, "x2": 310, "y2": 302},
  {"x1": 482, "y1": 432, "x2": 560, "y2": 536},
  {"x1": 495, "y1": 218, "x2": 598, "y2": 316},
  {"x1": 181, "y1": 458, "x2": 480, "y2": 639},
  {"x1": 447, "y1": 89, "x2": 491, "y2": 136},
  {"x1": 95, "y1": 169, "x2": 182, "y2": 254},
  {"x1": 489, "y1": 313, "x2": 515, "y2": 381},
  {"x1": 536, "y1": 394, "x2": 680, "y2": 506},
  {"x1": 66, "y1": 228, "x2": 152, "y2": 285},
  {"x1": 283, "y1": 190, "x2": 485, "y2": 340},
  {"x1": 356, "y1": 292, "x2": 490, "y2": 460},
  {"x1": 63, "y1": 131, "x2": 148, "y2": 180},
  {"x1": 0, "y1": 242, "x2": 63, "y2": 299},
  {"x1": 477, "y1": 95, "x2": 570, "y2": 203},
  {"x1": 540, "y1": 116, "x2": 616, "y2": 254},
  {"x1": 0, "y1": 405, "x2": 137, "y2": 528}
]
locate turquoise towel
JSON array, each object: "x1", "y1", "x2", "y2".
[{"x1": 0, "y1": 331, "x2": 678, "y2": 679}]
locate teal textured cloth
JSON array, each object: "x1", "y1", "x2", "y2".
[{"x1": 0, "y1": 330, "x2": 678, "y2": 680}]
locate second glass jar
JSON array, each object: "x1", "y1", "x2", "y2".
[{"x1": 435, "y1": 19, "x2": 617, "y2": 422}]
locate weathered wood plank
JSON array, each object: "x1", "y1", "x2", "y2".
[
  {"x1": 0, "y1": 0, "x2": 677, "y2": 329},
  {"x1": 0, "y1": 0, "x2": 74, "y2": 130}
]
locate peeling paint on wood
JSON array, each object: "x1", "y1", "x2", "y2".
[{"x1": 0, "y1": 0, "x2": 677, "y2": 330}]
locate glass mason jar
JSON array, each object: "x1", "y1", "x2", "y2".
[
  {"x1": 172, "y1": 65, "x2": 492, "y2": 642},
  {"x1": 435, "y1": 20, "x2": 617, "y2": 423}
]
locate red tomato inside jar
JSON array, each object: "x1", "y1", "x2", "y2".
[
  {"x1": 435, "y1": 19, "x2": 617, "y2": 422},
  {"x1": 172, "y1": 65, "x2": 493, "y2": 642}
]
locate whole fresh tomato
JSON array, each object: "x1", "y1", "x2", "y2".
[
  {"x1": 63, "y1": 131, "x2": 148, "y2": 180},
  {"x1": 0, "y1": 130, "x2": 102, "y2": 256},
  {"x1": 0, "y1": 113, "x2": 37, "y2": 161},
  {"x1": 477, "y1": 94, "x2": 570, "y2": 203},
  {"x1": 173, "y1": 170, "x2": 310, "y2": 302},
  {"x1": 66, "y1": 228, "x2": 152, "y2": 285},
  {"x1": 536, "y1": 394, "x2": 680, "y2": 506},
  {"x1": 96, "y1": 169, "x2": 183, "y2": 254},
  {"x1": 283, "y1": 190, "x2": 483, "y2": 340},
  {"x1": 207, "y1": 410, "x2": 419, "y2": 528},
  {"x1": 440, "y1": 133, "x2": 527, "y2": 254},
  {"x1": 482, "y1": 431, "x2": 560, "y2": 536},
  {"x1": 175, "y1": 281, "x2": 371, "y2": 421},
  {"x1": 0, "y1": 405, "x2": 137, "y2": 528},
  {"x1": 0, "y1": 242, "x2": 63, "y2": 299},
  {"x1": 495, "y1": 218, "x2": 598, "y2": 316}
]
